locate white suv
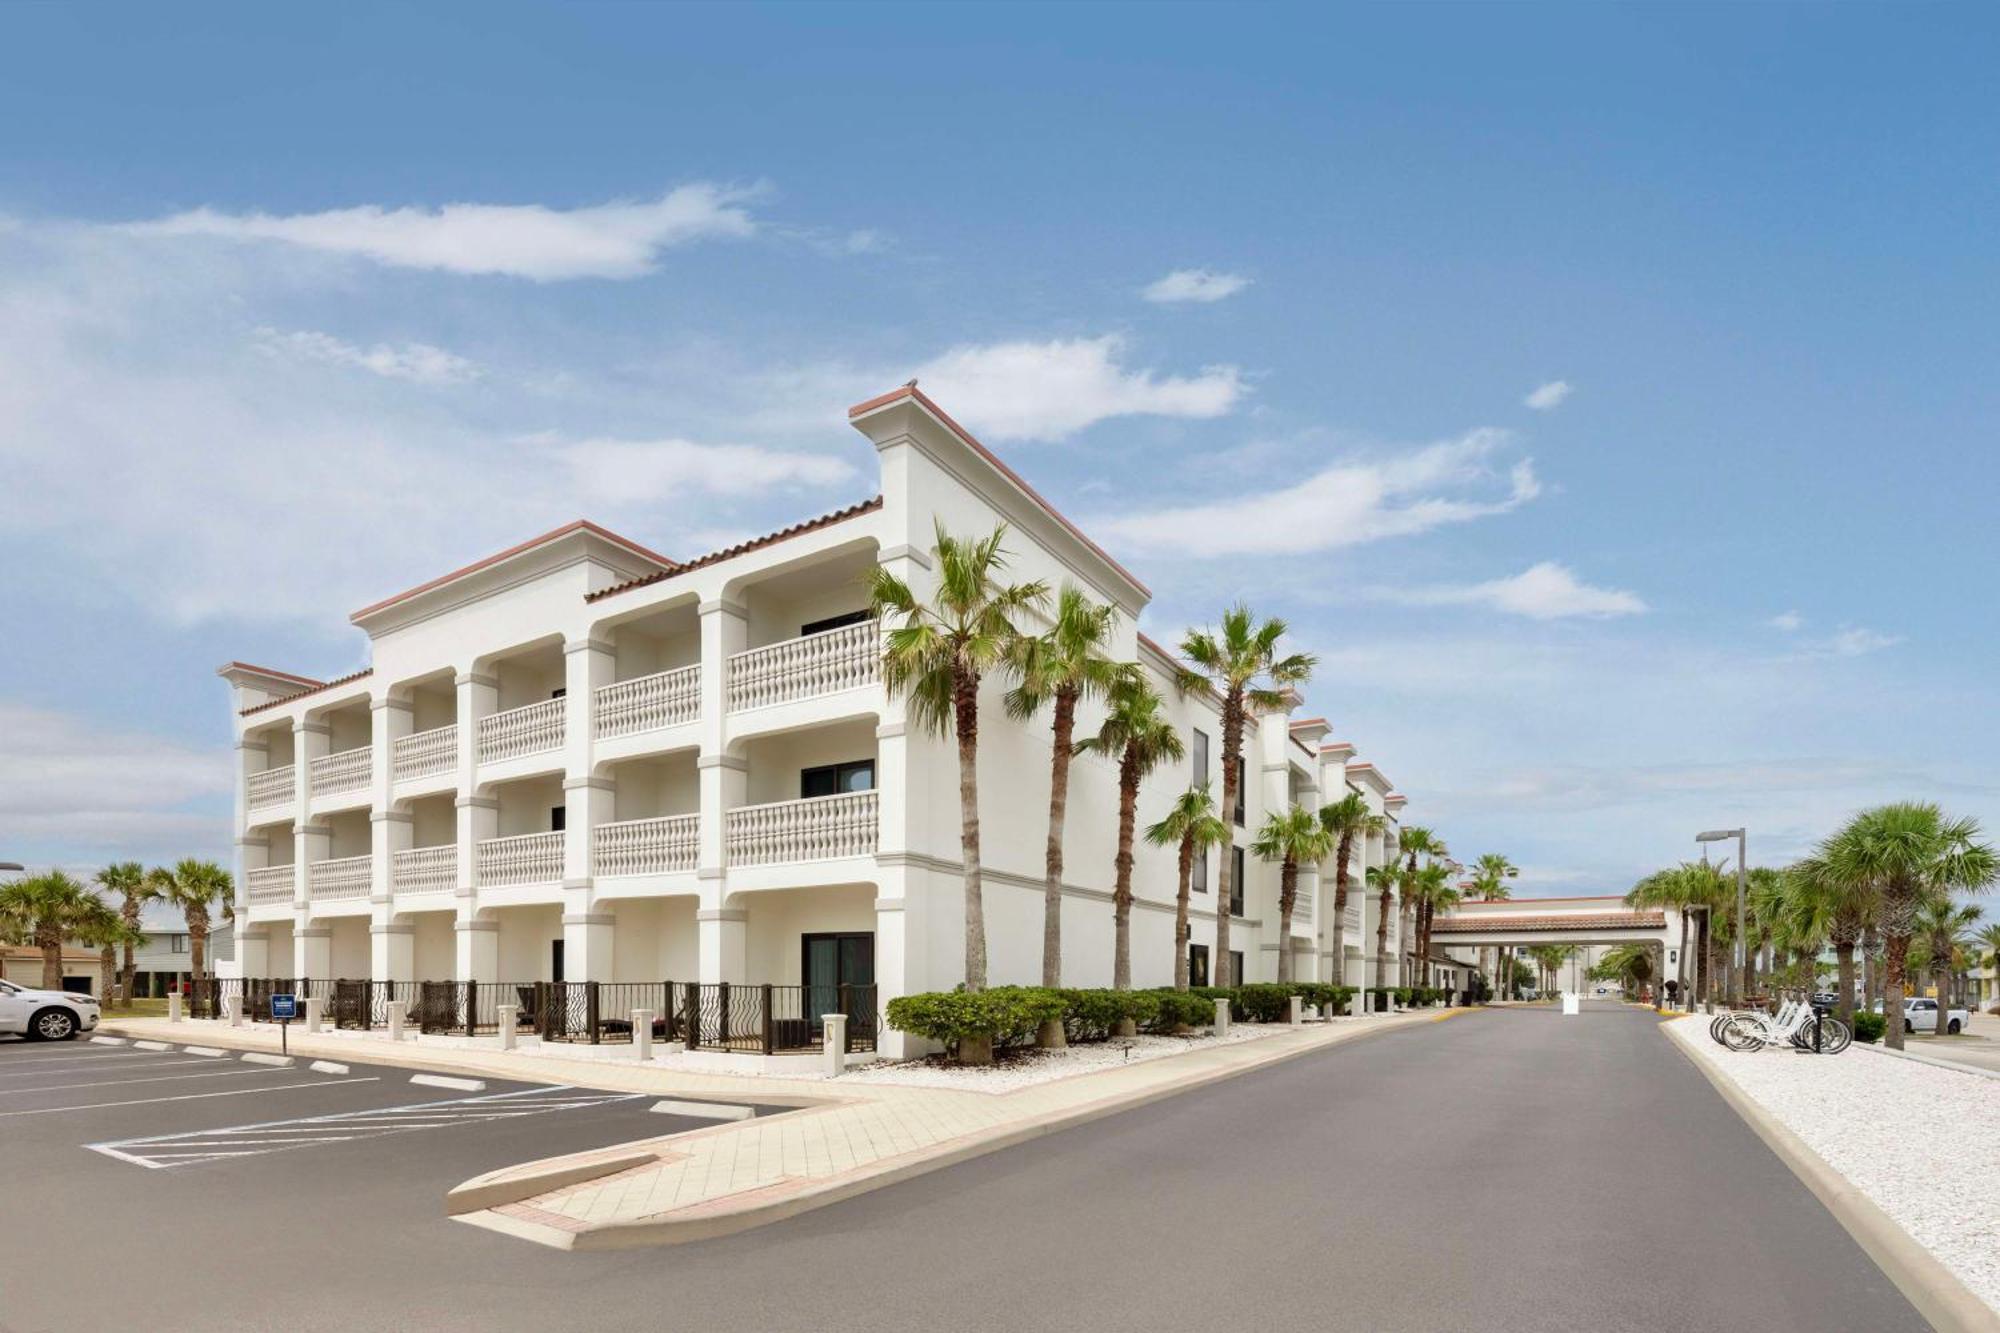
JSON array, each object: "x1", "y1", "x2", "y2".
[{"x1": 0, "y1": 980, "x2": 101, "y2": 1040}]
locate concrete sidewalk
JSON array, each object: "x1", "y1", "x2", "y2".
[{"x1": 100, "y1": 1007, "x2": 1452, "y2": 1250}]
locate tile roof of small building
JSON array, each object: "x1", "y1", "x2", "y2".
[
  {"x1": 586, "y1": 496, "x2": 885, "y2": 604},
  {"x1": 1432, "y1": 911, "x2": 1666, "y2": 934}
]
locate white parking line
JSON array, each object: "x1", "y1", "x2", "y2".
[
  {"x1": 0, "y1": 1077, "x2": 379, "y2": 1118},
  {"x1": 0, "y1": 1066, "x2": 293, "y2": 1096},
  {"x1": 0, "y1": 1057, "x2": 224, "y2": 1078},
  {"x1": 0, "y1": 1049, "x2": 168, "y2": 1068},
  {"x1": 87, "y1": 1084, "x2": 644, "y2": 1169}
]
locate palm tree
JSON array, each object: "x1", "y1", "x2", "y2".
[
  {"x1": 72, "y1": 894, "x2": 146, "y2": 1006},
  {"x1": 1589, "y1": 942, "x2": 1655, "y2": 998},
  {"x1": 0, "y1": 871, "x2": 98, "y2": 989},
  {"x1": 1915, "y1": 895, "x2": 1983, "y2": 1035},
  {"x1": 1627, "y1": 863, "x2": 1727, "y2": 1011},
  {"x1": 1978, "y1": 922, "x2": 2000, "y2": 1012},
  {"x1": 1467, "y1": 852, "x2": 1517, "y2": 993},
  {"x1": 1146, "y1": 783, "x2": 1229, "y2": 990},
  {"x1": 1078, "y1": 678, "x2": 1185, "y2": 990},
  {"x1": 1319, "y1": 792, "x2": 1384, "y2": 991},
  {"x1": 146, "y1": 859, "x2": 233, "y2": 981},
  {"x1": 1822, "y1": 802, "x2": 1996, "y2": 1051},
  {"x1": 1415, "y1": 862, "x2": 1460, "y2": 987},
  {"x1": 1395, "y1": 828, "x2": 1444, "y2": 984},
  {"x1": 1007, "y1": 583, "x2": 1125, "y2": 992},
  {"x1": 870, "y1": 522, "x2": 1049, "y2": 1004},
  {"x1": 1251, "y1": 805, "x2": 1333, "y2": 984},
  {"x1": 97, "y1": 861, "x2": 153, "y2": 1007},
  {"x1": 1783, "y1": 854, "x2": 1867, "y2": 1021},
  {"x1": 1176, "y1": 606, "x2": 1316, "y2": 988},
  {"x1": 1367, "y1": 861, "x2": 1400, "y2": 991}
]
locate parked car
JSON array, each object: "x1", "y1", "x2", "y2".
[
  {"x1": 1871, "y1": 997, "x2": 1969, "y2": 1034},
  {"x1": 0, "y1": 979, "x2": 101, "y2": 1040}
]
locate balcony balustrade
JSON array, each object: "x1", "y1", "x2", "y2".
[
  {"x1": 726, "y1": 618, "x2": 879, "y2": 712},
  {"x1": 393, "y1": 724, "x2": 457, "y2": 782},
  {"x1": 476, "y1": 698, "x2": 565, "y2": 764},
  {"x1": 392, "y1": 845, "x2": 456, "y2": 894},
  {"x1": 725, "y1": 790, "x2": 878, "y2": 867},
  {"x1": 309, "y1": 747, "x2": 371, "y2": 799},
  {"x1": 245, "y1": 865, "x2": 294, "y2": 906},
  {"x1": 592, "y1": 814, "x2": 699, "y2": 877},
  {"x1": 246, "y1": 767, "x2": 295, "y2": 813},
  {"x1": 594, "y1": 665, "x2": 700, "y2": 739},
  {"x1": 308, "y1": 855, "x2": 373, "y2": 902},
  {"x1": 476, "y1": 830, "x2": 564, "y2": 888}
]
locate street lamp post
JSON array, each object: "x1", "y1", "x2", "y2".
[{"x1": 1696, "y1": 828, "x2": 1747, "y2": 1007}]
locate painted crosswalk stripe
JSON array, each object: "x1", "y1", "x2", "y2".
[{"x1": 86, "y1": 1085, "x2": 644, "y2": 1169}]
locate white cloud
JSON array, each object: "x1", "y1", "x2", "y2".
[
  {"x1": 1380, "y1": 561, "x2": 1646, "y2": 620},
  {"x1": 127, "y1": 183, "x2": 764, "y2": 280},
  {"x1": 254, "y1": 327, "x2": 481, "y2": 384},
  {"x1": 1524, "y1": 379, "x2": 1573, "y2": 411},
  {"x1": 1092, "y1": 428, "x2": 1538, "y2": 557},
  {"x1": 1142, "y1": 268, "x2": 1252, "y2": 304},
  {"x1": 909, "y1": 335, "x2": 1245, "y2": 441},
  {"x1": 1824, "y1": 626, "x2": 1902, "y2": 657},
  {"x1": 0, "y1": 705, "x2": 231, "y2": 862},
  {"x1": 556, "y1": 437, "x2": 856, "y2": 503},
  {"x1": 1769, "y1": 610, "x2": 1804, "y2": 632}
]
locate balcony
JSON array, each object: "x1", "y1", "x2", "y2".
[
  {"x1": 476, "y1": 699, "x2": 565, "y2": 765},
  {"x1": 245, "y1": 865, "x2": 293, "y2": 906},
  {"x1": 309, "y1": 748, "x2": 370, "y2": 800},
  {"x1": 392, "y1": 845, "x2": 456, "y2": 894},
  {"x1": 595, "y1": 666, "x2": 700, "y2": 739},
  {"x1": 476, "y1": 830, "x2": 563, "y2": 888},
  {"x1": 246, "y1": 767, "x2": 294, "y2": 814},
  {"x1": 307, "y1": 855, "x2": 372, "y2": 902},
  {"x1": 726, "y1": 790, "x2": 878, "y2": 867},
  {"x1": 393, "y1": 725, "x2": 457, "y2": 782},
  {"x1": 727, "y1": 619, "x2": 879, "y2": 713},
  {"x1": 593, "y1": 815, "x2": 698, "y2": 877}
]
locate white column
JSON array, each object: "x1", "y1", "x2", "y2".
[
  {"x1": 697, "y1": 908, "x2": 747, "y2": 984},
  {"x1": 234, "y1": 734, "x2": 266, "y2": 923},
  {"x1": 454, "y1": 670, "x2": 498, "y2": 906},
  {"x1": 696, "y1": 597, "x2": 748, "y2": 878},
  {"x1": 455, "y1": 916, "x2": 498, "y2": 984},
  {"x1": 294, "y1": 926, "x2": 331, "y2": 981},
  {"x1": 564, "y1": 912, "x2": 615, "y2": 982},
  {"x1": 370, "y1": 923, "x2": 414, "y2": 982}
]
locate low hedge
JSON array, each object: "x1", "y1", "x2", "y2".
[
  {"x1": 884, "y1": 987, "x2": 1065, "y2": 1058},
  {"x1": 1059, "y1": 988, "x2": 1163, "y2": 1043},
  {"x1": 1851, "y1": 1010, "x2": 1886, "y2": 1044},
  {"x1": 1146, "y1": 989, "x2": 1218, "y2": 1032}
]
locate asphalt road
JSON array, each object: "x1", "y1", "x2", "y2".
[{"x1": 1, "y1": 1006, "x2": 1926, "y2": 1333}]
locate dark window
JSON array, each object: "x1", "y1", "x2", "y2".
[
  {"x1": 803, "y1": 932, "x2": 875, "y2": 1031},
  {"x1": 1230, "y1": 846, "x2": 1246, "y2": 916},
  {"x1": 1232, "y1": 756, "x2": 1246, "y2": 825},
  {"x1": 1188, "y1": 944, "x2": 1210, "y2": 988},
  {"x1": 801, "y1": 610, "x2": 869, "y2": 637},
  {"x1": 551, "y1": 687, "x2": 567, "y2": 699},
  {"x1": 1192, "y1": 729, "x2": 1210, "y2": 785},
  {"x1": 1191, "y1": 846, "x2": 1208, "y2": 894},
  {"x1": 550, "y1": 940, "x2": 565, "y2": 983},
  {"x1": 1230, "y1": 950, "x2": 1245, "y2": 986},
  {"x1": 802, "y1": 760, "x2": 875, "y2": 799},
  {"x1": 550, "y1": 806, "x2": 567, "y2": 832}
]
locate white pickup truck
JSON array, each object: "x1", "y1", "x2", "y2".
[
  {"x1": 1901, "y1": 997, "x2": 1969, "y2": 1035},
  {"x1": 0, "y1": 979, "x2": 100, "y2": 1040}
]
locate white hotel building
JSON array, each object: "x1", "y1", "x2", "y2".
[{"x1": 219, "y1": 385, "x2": 1421, "y2": 1058}]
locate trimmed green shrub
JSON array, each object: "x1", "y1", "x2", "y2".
[
  {"x1": 1235, "y1": 983, "x2": 1296, "y2": 1022},
  {"x1": 1290, "y1": 982, "x2": 1354, "y2": 1013},
  {"x1": 1058, "y1": 988, "x2": 1163, "y2": 1043},
  {"x1": 1190, "y1": 985, "x2": 1244, "y2": 1020},
  {"x1": 885, "y1": 986, "x2": 1066, "y2": 1059},
  {"x1": 1852, "y1": 1010, "x2": 1886, "y2": 1044},
  {"x1": 1145, "y1": 989, "x2": 1216, "y2": 1032}
]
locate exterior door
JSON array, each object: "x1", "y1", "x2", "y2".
[{"x1": 802, "y1": 932, "x2": 874, "y2": 1032}]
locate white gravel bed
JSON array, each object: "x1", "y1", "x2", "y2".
[
  {"x1": 836, "y1": 1022, "x2": 1290, "y2": 1093},
  {"x1": 1670, "y1": 1017, "x2": 2000, "y2": 1314}
]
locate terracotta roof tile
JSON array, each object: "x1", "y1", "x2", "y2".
[
  {"x1": 585, "y1": 496, "x2": 884, "y2": 604},
  {"x1": 240, "y1": 668, "x2": 373, "y2": 717},
  {"x1": 1432, "y1": 911, "x2": 1665, "y2": 934},
  {"x1": 351, "y1": 520, "x2": 675, "y2": 623}
]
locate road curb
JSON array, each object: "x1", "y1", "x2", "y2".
[
  {"x1": 1664, "y1": 1019, "x2": 2000, "y2": 1333},
  {"x1": 465, "y1": 1009, "x2": 1458, "y2": 1252},
  {"x1": 449, "y1": 1150, "x2": 664, "y2": 1215},
  {"x1": 1855, "y1": 1040, "x2": 2000, "y2": 1083}
]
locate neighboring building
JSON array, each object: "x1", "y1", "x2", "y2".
[
  {"x1": 127, "y1": 902, "x2": 235, "y2": 996},
  {"x1": 1432, "y1": 895, "x2": 1690, "y2": 1001},
  {"x1": 218, "y1": 385, "x2": 1423, "y2": 1058},
  {"x1": 0, "y1": 946, "x2": 99, "y2": 993}
]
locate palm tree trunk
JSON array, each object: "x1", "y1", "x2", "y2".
[
  {"x1": 1883, "y1": 928, "x2": 1910, "y2": 1051},
  {"x1": 1215, "y1": 701, "x2": 1243, "y2": 988},
  {"x1": 1329, "y1": 840, "x2": 1350, "y2": 990},
  {"x1": 1863, "y1": 925, "x2": 1881, "y2": 1008},
  {"x1": 1276, "y1": 859, "x2": 1297, "y2": 984},
  {"x1": 120, "y1": 892, "x2": 142, "y2": 1009},
  {"x1": 1676, "y1": 913, "x2": 1690, "y2": 1010},
  {"x1": 1112, "y1": 750, "x2": 1139, "y2": 991},
  {"x1": 1041, "y1": 690, "x2": 1077, "y2": 988},
  {"x1": 1373, "y1": 884, "x2": 1392, "y2": 991},
  {"x1": 99, "y1": 945, "x2": 116, "y2": 1005},
  {"x1": 1834, "y1": 941, "x2": 1857, "y2": 1024},
  {"x1": 1173, "y1": 839, "x2": 1194, "y2": 991},
  {"x1": 1935, "y1": 964, "x2": 1951, "y2": 1036},
  {"x1": 1698, "y1": 909, "x2": 1713, "y2": 1013},
  {"x1": 38, "y1": 925, "x2": 62, "y2": 991},
  {"x1": 953, "y1": 670, "x2": 987, "y2": 995}
]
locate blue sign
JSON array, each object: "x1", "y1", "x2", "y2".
[{"x1": 269, "y1": 993, "x2": 298, "y2": 1021}]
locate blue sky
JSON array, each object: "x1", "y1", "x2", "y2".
[{"x1": 3, "y1": 3, "x2": 1996, "y2": 894}]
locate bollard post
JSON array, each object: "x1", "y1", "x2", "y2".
[
  {"x1": 496, "y1": 1004, "x2": 517, "y2": 1051},
  {"x1": 633, "y1": 1009, "x2": 654, "y2": 1061},
  {"x1": 823, "y1": 1014, "x2": 848, "y2": 1077},
  {"x1": 167, "y1": 991, "x2": 184, "y2": 1023},
  {"x1": 227, "y1": 994, "x2": 245, "y2": 1027},
  {"x1": 386, "y1": 999, "x2": 406, "y2": 1041},
  {"x1": 1213, "y1": 996, "x2": 1231, "y2": 1036},
  {"x1": 1287, "y1": 995, "x2": 1303, "y2": 1027},
  {"x1": 305, "y1": 996, "x2": 325, "y2": 1034}
]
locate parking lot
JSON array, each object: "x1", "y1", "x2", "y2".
[{"x1": 0, "y1": 1034, "x2": 780, "y2": 1331}]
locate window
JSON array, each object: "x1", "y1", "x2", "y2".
[
  {"x1": 1230, "y1": 951, "x2": 1245, "y2": 986},
  {"x1": 1232, "y1": 756, "x2": 1246, "y2": 825},
  {"x1": 1192, "y1": 729, "x2": 1209, "y2": 785},
  {"x1": 1230, "y1": 846, "x2": 1245, "y2": 916},
  {"x1": 1188, "y1": 944, "x2": 1210, "y2": 988},
  {"x1": 1191, "y1": 845, "x2": 1208, "y2": 894},
  {"x1": 802, "y1": 759, "x2": 875, "y2": 799},
  {"x1": 169, "y1": 934, "x2": 188, "y2": 953},
  {"x1": 801, "y1": 610, "x2": 869, "y2": 637},
  {"x1": 550, "y1": 806, "x2": 567, "y2": 832},
  {"x1": 550, "y1": 687, "x2": 567, "y2": 699}
]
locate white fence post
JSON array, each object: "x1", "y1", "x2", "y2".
[
  {"x1": 1213, "y1": 997, "x2": 1231, "y2": 1036},
  {"x1": 226, "y1": 994, "x2": 244, "y2": 1027},
  {"x1": 1287, "y1": 995, "x2": 1302, "y2": 1027},
  {"x1": 496, "y1": 1004, "x2": 517, "y2": 1051},
  {"x1": 633, "y1": 1009, "x2": 654, "y2": 1061},
  {"x1": 824, "y1": 1014, "x2": 848, "y2": 1077},
  {"x1": 305, "y1": 997, "x2": 325, "y2": 1034},
  {"x1": 386, "y1": 1000, "x2": 406, "y2": 1041},
  {"x1": 167, "y1": 992, "x2": 184, "y2": 1023}
]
